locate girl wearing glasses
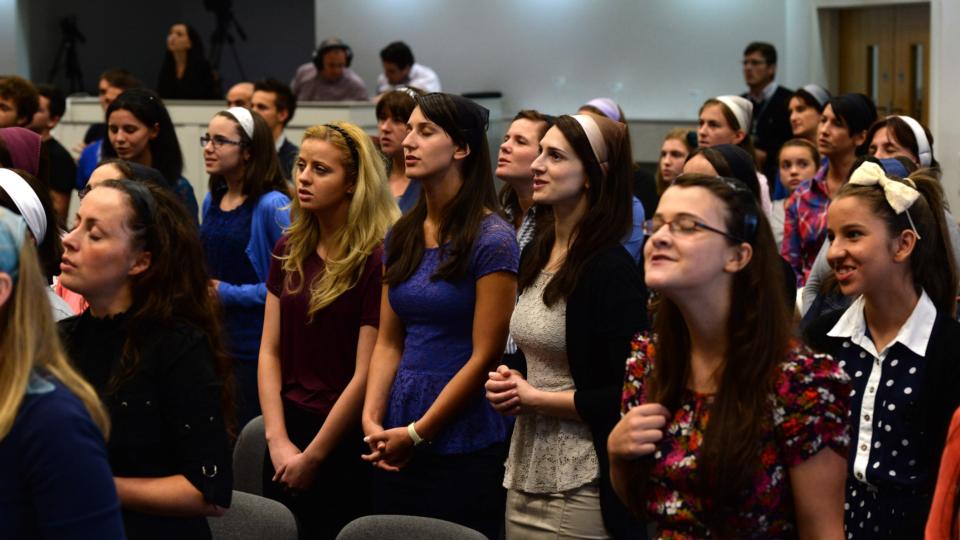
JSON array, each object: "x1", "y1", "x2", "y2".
[
  {"x1": 804, "y1": 163, "x2": 960, "y2": 539},
  {"x1": 608, "y1": 174, "x2": 850, "y2": 538},
  {"x1": 257, "y1": 122, "x2": 399, "y2": 538},
  {"x1": 59, "y1": 180, "x2": 233, "y2": 539},
  {"x1": 100, "y1": 88, "x2": 199, "y2": 222},
  {"x1": 485, "y1": 113, "x2": 647, "y2": 539},
  {"x1": 200, "y1": 107, "x2": 290, "y2": 427}
]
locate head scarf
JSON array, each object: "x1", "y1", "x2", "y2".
[
  {"x1": 584, "y1": 97, "x2": 622, "y2": 122},
  {"x1": 714, "y1": 95, "x2": 753, "y2": 132},
  {"x1": 0, "y1": 127, "x2": 42, "y2": 176},
  {"x1": 0, "y1": 206, "x2": 27, "y2": 283},
  {"x1": 0, "y1": 168, "x2": 46, "y2": 242}
]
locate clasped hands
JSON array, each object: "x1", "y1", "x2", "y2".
[{"x1": 361, "y1": 423, "x2": 414, "y2": 471}]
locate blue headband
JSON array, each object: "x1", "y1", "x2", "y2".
[{"x1": 0, "y1": 206, "x2": 27, "y2": 283}]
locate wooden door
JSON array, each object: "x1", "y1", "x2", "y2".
[{"x1": 837, "y1": 4, "x2": 930, "y2": 124}]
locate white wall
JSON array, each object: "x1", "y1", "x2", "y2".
[
  {"x1": 316, "y1": 0, "x2": 788, "y2": 121},
  {"x1": 0, "y1": 0, "x2": 28, "y2": 75}
]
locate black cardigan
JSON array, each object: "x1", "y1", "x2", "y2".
[
  {"x1": 514, "y1": 243, "x2": 650, "y2": 539},
  {"x1": 804, "y1": 307, "x2": 960, "y2": 536}
]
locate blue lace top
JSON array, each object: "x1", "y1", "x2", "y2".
[{"x1": 384, "y1": 214, "x2": 519, "y2": 454}]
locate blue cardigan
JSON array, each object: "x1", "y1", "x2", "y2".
[{"x1": 202, "y1": 190, "x2": 290, "y2": 308}]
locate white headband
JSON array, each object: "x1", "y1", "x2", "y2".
[
  {"x1": 585, "y1": 98, "x2": 621, "y2": 122},
  {"x1": 801, "y1": 84, "x2": 831, "y2": 109},
  {"x1": 895, "y1": 115, "x2": 932, "y2": 168},
  {"x1": 0, "y1": 169, "x2": 46, "y2": 242},
  {"x1": 572, "y1": 114, "x2": 608, "y2": 167},
  {"x1": 225, "y1": 107, "x2": 255, "y2": 139},
  {"x1": 714, "y1": 95, "x2": 753, "y2": 133}
]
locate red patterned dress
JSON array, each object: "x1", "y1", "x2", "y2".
[{"x1": 620, "y1": 333, "x2": 850, "y2": 539}]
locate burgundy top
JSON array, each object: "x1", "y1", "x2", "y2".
[{"x1": 266, "y1": 237, "x2": 383, "y2": 416}]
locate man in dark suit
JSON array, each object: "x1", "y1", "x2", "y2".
[
  {"x1": 741, "y1": 42, "x2": 793, "y2": 196},
  {"x1": 252, "y1": 78, "x2": 298, "y2": 181}
]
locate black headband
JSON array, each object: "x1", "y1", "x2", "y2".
[
  {"x1": 716, "y1": 176, "x2": 759, "y2": 245},
  {"x1": 324, "y1": 123, "x2": 360, "y2": 168}
]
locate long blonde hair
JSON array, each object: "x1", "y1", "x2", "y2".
[
  {"x1": 280, "y1": 122, "x2": 400, "y2": 315},
  {"x1": 0, "y1": 240, "x2": 110, "y2": 440}
]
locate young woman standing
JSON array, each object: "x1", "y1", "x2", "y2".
[
  {"x1": 376, "y1": 87, "x2": 425, "y2": 213},
  {"x1": 258, "y1": 122, "x2": 399, "y2": 538},
  {"x1": 485, "y1": 113, "x2": 648, "y2": 539},
  {"x1": 361, "y1": 93, "x2": 519, "y2": 539},
  {"x1": 608, "y1": 174, "x2": 849, "y2": 538},
  {"x1": 805, "y1": 162, "x2": 960, "y2": 538},
  {"x1": 200, "y1": 107, "x2": 290, "y2": 427},
  {"x1": 59, "y1": 180, "x2": 233, "y2": 539}
]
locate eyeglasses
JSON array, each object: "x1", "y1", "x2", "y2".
[
  {"x1": 642, "y1": 215, "x2": 746, "y2": 244},
  {"x1": 742, "y1": 59, "x2": 767, "y2": 67},
  {"x1": 200, "y1": 134, "x2": 244, "y2": 149}
]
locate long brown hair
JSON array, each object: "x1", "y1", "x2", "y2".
[
  {"x1": 497, "y1": 109, "x2": 554, "y2": 221},
  {"x1": 626, "y1": 174, "x2": 791, "y2": 533},
  {"x1": 207, "y1": 110, "x2": 289, "y2": 200},
  {"x1": 517, "y1": 114, "x2": 633, "y2": 306},
  {"x1": 98, "y1": 180, "x2": 235, "y2": 435},
  {"x1": 384, "y1": 93, "x2": 497, "y2": 285}
]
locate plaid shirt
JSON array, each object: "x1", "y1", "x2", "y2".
[{"x1": 781, "y1": 163, "x2": 830, "y2": 287}]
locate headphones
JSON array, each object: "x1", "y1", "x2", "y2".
[
  {"x1": 313, "y1": 37, "x2": 353, "y2": 71},
  {"x1": 896, "y1": 115, "x2": 932, "y2": 168}
]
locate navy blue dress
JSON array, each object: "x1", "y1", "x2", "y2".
[
  {"x1": 200, "y1": 192, "x2": 263, "y2": 425},
  {"x1": 805, "y1": 292, "x2": 960, "y2": 539},
  {"x1": 0, "y1": 372, "x2": 125, "y2": 539}
]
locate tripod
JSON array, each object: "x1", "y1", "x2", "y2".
[
  {"x1": 207, "y1": 3, "x2": 248, "y2": 82},
  {"x1": 47, "y1": 16, "x2": 85, "y2": 93}
]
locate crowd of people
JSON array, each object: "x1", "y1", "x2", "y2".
[{"x1": 2, "y1": 33, "x2": 960, "y2": 540}]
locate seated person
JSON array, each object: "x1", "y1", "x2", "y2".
[
  {"x1": 290, "y1": 38, "x2": 368, "y2": 101},
  {"x1": 376, "y1": 41, "x2": 441, "y2": 94},
  {"x1": 225, "y1": 82, "x2": 254, "y2": 108}
]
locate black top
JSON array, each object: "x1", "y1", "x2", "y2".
[
  {"x1": 514, "y1": 244, "x2": 650, "y2": 539},
  {"x1": 278, "y1": 138, "x2": 299, "y2": 181},
  {"x1": 84, "y1": 123, "x2": 106, "y2": 145},
  {"x1": 43, "y1": 137, "x2": 77, "y2": 195},
  {"x1": 632, "y1": 166, "x2": 660, "y2": 218},
  {"x1": 59, "y1": 311, "x2": 232, "y2": 540},
  {"x1": 804, "y1": 306, "x2": 960, "y2": 538},
  {"x1": 157, "y1": 57, "x2": 220, "y2": 100},
  {"x1": 744, "y1": 85, "x2": 794, "y2": 182}
]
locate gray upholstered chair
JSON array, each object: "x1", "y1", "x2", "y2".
[
  {"x1": 335, "y1": 515, "x2": 487, "y2": 540},
  {"x1": 233, "y1": 415, "x2": 266, "y2": 495},
  {"x1": 208, "y1": 491, "x2": 298, "y2": 540}
]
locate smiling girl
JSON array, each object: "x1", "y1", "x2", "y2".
[
  {"x1": 608, "y1": 174, "x2": 849, "y2": 538},
  {"x1": 805, "y1": 162, "x2": 960, "y2": 538},
  {"x1": 258, "y1": 122, "x2": 399, "y2": 538}
]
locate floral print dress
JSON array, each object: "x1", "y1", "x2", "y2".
[{"x1": 621, "y1": 333, "x2": 851, "y2": 539}]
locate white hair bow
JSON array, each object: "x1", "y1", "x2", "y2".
[{"x1": 848, "y1": 161, "x2": 922, "y2": 238}]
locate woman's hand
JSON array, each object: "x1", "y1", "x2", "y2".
[
  {"x1": 607, "y1": 403, "x2": 671, "y2": 462},
  {"x1": 485, "y1": 364, "x2": 539, "y2": 416},
  {"x1": 275, "y1": 451, "x2": 321, "y2": 492},
  {"x1": 362, "y1": 427, "x2": 414, "y2": 471},
  {"x1": 267, "y1": 438, "x2": 301, "y2": 478}
]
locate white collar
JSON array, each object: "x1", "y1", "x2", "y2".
[
  {"x1": 275, "y1": 134, "x2": 286, "y2": 152},
  {"x1": 761, "y1": 80, "x2": 777, "y2": 101},
  {"x1": 828, "y1": 290, "x2": 937, "y2": 357}
]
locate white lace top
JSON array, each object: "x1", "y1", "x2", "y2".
[{"x1": 503, "y1": 271, "x2": 600, "y2": 493}]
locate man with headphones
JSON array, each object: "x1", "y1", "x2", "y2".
[{"x1": 290, "y1": 37, "x2": 369, "y2": 101}]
